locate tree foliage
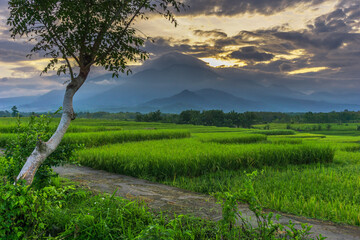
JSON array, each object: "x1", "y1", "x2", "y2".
[
  {"x1": 7, "y1": 0, "x2": 185, "y2": 185},
  {"x1": 7, "y1": 0, "x2": 185, "y2": 78}
]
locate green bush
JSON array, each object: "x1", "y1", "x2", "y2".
[
  {"x1": 0, "y1": 133, "x2": 13, "y2": 148},
  {"x1": 0, "y1": 175, "x2": 325, "y2": 239},
  {"x1": 0, "y1": 182, "x2": 49, "y2": 239},
  {"x1": 3, "y1": 113, "x2": 78, "y2": 186}
]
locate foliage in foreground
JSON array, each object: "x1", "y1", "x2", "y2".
[
  {"x1": 0, "y1": 173, "x2": 324, "y2": 240},
  {"x1": 3, "y1": 113, "x2": 77, "y2": 186}
]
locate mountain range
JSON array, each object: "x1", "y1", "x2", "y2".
[{"x1": 1, "y1": 52, "x2": 359, "y2": 113}]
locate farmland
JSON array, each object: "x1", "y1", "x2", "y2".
[{"x1": 1, "y1": 117, "x2": 360, "y2": 228}]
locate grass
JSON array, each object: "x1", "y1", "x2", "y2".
[
  {"x1": 0, "y1": 177, "x2": 218, "y2": 240},
  {"x1": 253, "y1": 129, "x2": 295, "y2": 135},
  {"x1": 0, "y1": 130, "x2": 191, "y2": 148},
  {"x1": 76, "y1": 139, "x2": 334, "y2": 181},
  {"x1": 163, "y1": 153, "x2": 360, "y2": 226},
  {"x1": 2, "y1": 117, "x2": 360, "y2": 228},
  {"x1": 268, "y1": 137, "x2": 303, "y2": 144},
  {"x1": 63, "y1": 129, "x2": 190, "y2": 147},
  {"x1": 195, "y1": 132, "x2": 267, "y2": 144}
]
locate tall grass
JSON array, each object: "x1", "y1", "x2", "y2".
[
  {"x1": 253, "y1": 129, "x2": 295, "y2": 135},
  {"x1": 0, "y1": 125, "x2": 123, "y2": 133},
  {"x1": 64, "y1": 130, "x2": 190, "y2": 147},
  {"x1": 76, "y1": 139, "x2": 334, "y2": 181},
  {"x1": 268, "y1": 137, "x2": 302, "y2": 144},
  {"x1": 196, "y1": 133, "x2": 267, "y2": 144},
  {"x1": 0, "y1": 133, "x2": 12, "y2": 147},
  {"x1": 0, "y1": 130, "x2": 191, "y2": 148},
  {"x1": 165, "y1": 160, "x2": 360, "y2": 226}
]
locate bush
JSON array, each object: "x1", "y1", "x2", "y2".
[
  {"x1": 3, "y1": 111, "x2": 79, "y2": 186},
  {"x1": 0, "y1": 182, "x2": 49, "y2": 239},
  {"x1": 0, "y1": 174, "x2": 326, "y2": 239}
]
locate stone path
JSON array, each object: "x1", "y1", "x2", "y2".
[{"x1": 54, "y1": 165, "x2": 360, "y2": 240}]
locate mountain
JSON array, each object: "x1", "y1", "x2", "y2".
[
  {"x1": 139, "y1": 88, "x2": 263, "y2": 113},
  {"x1": 138, "y1": 88, "x2": 360, "y2": 113},
  {"x1": 0, "y1": 96, "x2": 38, "y2": 111},
  {"x1": 77, "y1": 59, "x2": 221, "y2": 111},
  {"x1": 2, "y1": 52, "x2": 360, "y2": 113}
]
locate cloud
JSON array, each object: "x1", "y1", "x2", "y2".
[
  {"x1": 10, "y1": 66, "x2": 38, "y2": 73},
  {"x1": 182, "y1": 0, "x2": 326, "y2": 16},
  {"x1": 229, "y1": 46, "x2": 274, "y2": 62},
  {"x1": 193, "y1": 29, "x2": 227, "y2": 38},
  {"x1": 0, "y1": 76, "x2": 63, "y2": 98},
  {"x1": 0, "y1": 40, "x2": 34, "y2": 62},
  {"x1": 143, "y1": 37, "x2": 222, "y2": 58}
]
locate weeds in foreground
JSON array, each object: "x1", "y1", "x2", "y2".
[
  {"x1": 214, "y1": 171, "x2": 326, "y2": 240},
  {"x1": 0, "y1": 172, "x2": 327, "y2": 239}
]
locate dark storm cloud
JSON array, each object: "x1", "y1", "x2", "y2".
[
  {"x1": 267, "y1": 3, "x2": 360, "y2": 57},
  {"x1": 144, "y1": 37, "x2": 223, "y2": 57},
  {"x1": 193, "y1": 29, "x2": 227, "y2": 38},
  {"x1": 145, "y1": 0, "x2": 360, "y2": 80},
  {"x1": 0, "y1": 40, "x2": 33, "y2": 62},
  {"x1": 182, "y1": 0, "x2": 326, "y2": 16},
  {"x1": 271, "y1": 31, "x2": 353, "y2": 50},
  {"x1": 10, "y1": 66, "x2": 38, "y2": 73},
  {"x1": 229, "y1": 46, "x2": 274, "y2": 62}
]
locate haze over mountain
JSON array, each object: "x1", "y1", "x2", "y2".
[
  {"x1": 1, "y1": 52, "x2": 359, "y2": 113},
  {"x1": 1, "y1": 0, "x2": 360, "y2": 113}
]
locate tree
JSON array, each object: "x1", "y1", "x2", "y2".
[
  {"x1": 8, "y1": 0, "x2": 184, "y2": 185},
  {"x1": 179, "y1": 110, "x2": 201, "y2": 124},
  {"x1": 201, "y1": 110, "x2": 225, "y2": 126},
  {"x1": 11, "y1": 106, "x2": 19, "y2": 117}
]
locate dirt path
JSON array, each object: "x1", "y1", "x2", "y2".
[{"x1": 53, "y1": 165, "x2": 360, "y2": 240}]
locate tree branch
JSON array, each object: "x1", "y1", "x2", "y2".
[
  {"x1": 86, "y1": 0, "x2": 148, "y2": 68},
  {"x1": 40, "y1": 18, "x2": 81, "y2": 67},
  {"x1": 64, "y1": 56, "x2": 75, "y2": 80},
  {"x1": 91, "y1": 0, "x2": 132, "y2": 54}
]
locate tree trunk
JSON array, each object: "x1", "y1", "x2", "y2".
[{"x1": 16, "y1": 74, "x2": 87, "y2": 185}]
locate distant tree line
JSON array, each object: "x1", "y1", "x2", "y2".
[
  {"x1": 135, "y1": 109, "x2": 360, "y2": 128},
  {"x1": 135, "y1": 110, "x2": 258, "y2": 128},
  {"x1": 3, "y1": 106, "x2": 360, "y2": 127}
]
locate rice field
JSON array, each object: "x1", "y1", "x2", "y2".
[
  {"x1": 1, "y1": 118, "x2": 360, "y2": 227},
  {"x1": 76, "y1": 139, "x2": 333, "y2": 180},
  {"x1": 0, "y1": 127, "x2": 190, "y2": 148},
  {"x1": 196, "y1": 132, "x2": 267, "y2": 144}
]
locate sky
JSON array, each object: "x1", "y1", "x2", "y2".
[{"x1": 0, "y1": 0, "x2": 359, "y2": 98}]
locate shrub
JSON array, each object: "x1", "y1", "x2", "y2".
[
  {"x1": 3, "y1": 112, "x2": 78, "y2": 186},
  {"x1": 0, "y1": 182, "x2": 49, "y2": 239}
]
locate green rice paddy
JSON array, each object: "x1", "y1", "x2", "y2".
[{"x1": 1, "y1": 118, "x2": 359, "y2": 226}]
